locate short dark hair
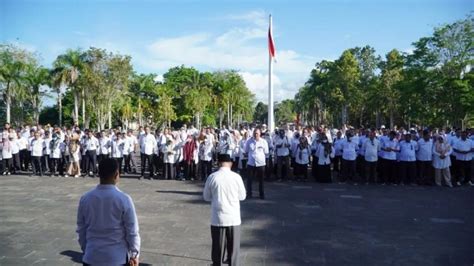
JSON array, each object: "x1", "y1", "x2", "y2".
[{"x1": 99, "y1": 158, "x2": 119, "y2": 180}]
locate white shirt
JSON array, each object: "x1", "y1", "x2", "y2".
[
  {"x1": 333, "y1": 137, "x2": 345, "y2": 156},
  {"x1": 199, "y1": 138, "x2": 214, "y2": 161},
  {"x1": 161, "y1": 141, "x2": 176, "y2": 163},
  {"x1": 111, "y1": 139, "x2": 125, "y2": 158},
  {"x1": 363, "y1": 138, "x2": 381, "y2": 162},
  {"x1": 203, "y1": 167, "x2": 246, "y2": 226},
  {"x1": 99, "y1": 137, "x2": 111, "y2": 155},
  {"x1": 77, "y1": 185, "x2": 140, "y2": 266},
  {"x1": 30, "y1": 138, "x2": 45, "y2": 157},
  {"x1": 245, "y1": 138, "x2": 269, "y2": 167},
  {"x1": 341, "y1": 139, "x2": 359, "y2": 161},
  {"x1": 381, "y1": 139, "x2": 399, "y2": 160},
  {"x1": 295, "y1": 145, "x2": 311, "y2": 165},
  {"x1": 50, "y1": 139, "x2": 62, "y2": 159},
  {"x1": 140, "y1": 134, "x2": 157, "y2": 155},
  {"x1": 18, "y1": 137, "x2": 28, "y2": 150},
  {"x1": 453, "y1": 139, "x2": 473, "y2": 161},
  {"x1": 416, "y1": 139, "x2": 433, "y2": 161},
  {"x1": 10, "y1": 139, "x2": 19, "y2": 154},
  {"x1": 84, "y1": 136, "x2": 99, "y2": 151},
  {"x1": 274, "y1": 135, "x2": 290, "y2": 156},
  {"x1": 398, "y1": 140, "x2": 417, "y2": 162},
  {"x1": 44, "y1": 137, "x2": 52, "y2": 155},
  {"x1": 315, "y1": 144, "x2": 335, "y2": 165},
  {"x1": 432, "y1": 143, "x2": 452, "y2": 169}
]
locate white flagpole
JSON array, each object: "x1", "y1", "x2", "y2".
[{"x1": 268, "y1": 14, "x2": 274, "y2": 133}]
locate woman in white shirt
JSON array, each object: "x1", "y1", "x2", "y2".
[
  {"x1": 432, "y1": 135, "x2": 453, "y2": 187},
  {"x1": 315, "y1": 136, "x2": 335, "y2": 183},
  {"x1": 49, "y1": 133, "x2": 63, "y2": 176},
  {"x1": 30, "y1": 132, "x2": 45, "y2": 176},
  {"x1": 294, "y1": 137, "x2": 311, "y2": 181},
  {"x1": 162, "y1": 135, "x2": 176, "y2": 180},
  {"x1": 2, "y1": 133, "x2": 13, "y2": 175}
]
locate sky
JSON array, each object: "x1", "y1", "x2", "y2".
[{"x1": 1, "y1": 0, "x2": 471, "y2": 106}]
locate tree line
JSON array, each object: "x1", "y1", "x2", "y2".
[
  {"x1": 0, "y1": 46, "x2": 255, "y2": 130},
  {"x1": 1, "y1": 15, "x2": 473, "y2": 130}
]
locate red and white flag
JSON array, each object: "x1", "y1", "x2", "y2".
[{"x1": 268, "y1": 18, "x2": 276, "y2": 61}]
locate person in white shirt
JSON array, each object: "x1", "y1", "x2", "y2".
[
  {"x1": 333, "y1": 131, "x2": 344, "y2": 178},
  {"x1": 67, "y1": 134, "x2": 81, "y2": 178},
  {"x1": 198, "y1": 131, "x2": 214, "y2": 181},
  {"x1": 340, "y1": 131, "x2": 359, "y2": 184},
  {"x1": 398, "y1": 133, "x2": 418, "y2": 185},
  {"x1": 1, "y1": 131, "x2": 14, "y2": 175},
  {"x1": 111, "y1": 132, "x2": 125, "y2": 174},
  {"x1": 274, "y1": 129, "x2": 291, "y2": 181},
  {"x1": 77, "y1": 158, "x2": 140, "y2": 266},
  {"x1": 30, "y1": 132, "x2": 45, "y2": 176},
  {"x1": 315, "y1": 135, "x2": 335, "y2": 183},
  {"x1": 161, "y1": 134, "x2": 176, "y2": 180},
  {"x1": 9, "y1": 131, "x2": 20, "y2": 174},
  {"x1": 432, "y1": 135, "x2": 453, "y2": 187},
  {"x1": 448, "y1": 129, "x2": 461, "y2": 183},
  {"x1": 83, "y1": 131, "x2": 99, "y2": 177},
  {"x1": 263, "y1": 131, "x2": 274, "y2": 180},
  {"x1": 380, "y1": 131, "x2": 400, "y2": 185},
  {"x1": 98, "y1": 131, "x2": 111, "y2": 163},
  {"x1": 203, "y1": 154, "x2": 246, "y2": 266},
  {"x1": 416, "y1": 130, "x2": 434, "y2": 185},
  {"x1": 139, "y1": 127, "x2": 157, "y2": 180},
  {"x1": 452, "y1": 131, "x2": 474, "y2": 186},
  {"x1": 49, "y1": 132, "x2": 63, "y2": 176},
  {"x1": 43, "y1": 131, "x2": 52, "y2": 174},
  {"x1": 124, "y1": 130, "x2": 138, "y2": 174},
  {"x1": 294, "y1": 136, "x2": 311, "y2": 181},
  {"x1": 18, "y1": 132, "x2": 29, "y2": 171},
  {"x1": 244, "y1": 128, "x2": 269, "y2": 199},
  {"x1": 362, "y1": 130, "x2": 381, "y2": 184}
]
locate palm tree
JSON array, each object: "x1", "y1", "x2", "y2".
[
  {"x1": 25, "y1": 65, "x2": 50, "y2": 124},
  {"x1": 53, "y1": 49, "x2": 83, "y2": 126},
  {"x1": 50, "y1": 68, "x2": 65, "y2": 126}
]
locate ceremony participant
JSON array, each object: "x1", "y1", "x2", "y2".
[
  {"x1": 231, "y1": 131, "x2": 241, "y2": 172},
  {"x1": 294, "y1": 136, "x2": 311, "y2": 181},
  {"x1": 124, "y1": 130, "x2": 138, "y2": 174},
  {"x1": 18, "y1": 131, "x2": 30, "y2": 171},
  {"x1": 432, "y1": 136, "x2": 453, "y2": 187},
  {"x1": 244, "y1": 128, "x2": 269, "y2": 199},
  {"x1": 49, "y1": 132, "x2": 63, "y2": 176},
  {"x1": 380, "y1": 131, "x2": 399, "y2": 185},
  {"x1": 340, "y1": 131, "x2": 358, "y2": 184},
  {"x1": 238, "y1": 131, "x2": 249, "y2": 178},
  {"x1": 162, "y1": 134, "x2": 176, "y2": 180},
  {"x1": 77, "y1": 158, "x2": 141, "y2": 266},
  {"x1": 398, "y1": 133, "x2": 418, "y2": 185},
  {"x1": 198, "y1": 131, "x2": 213, "y2": 181},
  {"x1": 314, "y1": 135, "x2": 335, "y2": 183},
  {"x1": 274, "y1": 129, "x2": 291, "y2": 181},
  {"x1": 139, "y1": 127, "x2": 157, "y2": 180},
  {"x1": 30, "y1": 131, "x2": 45, "y2": 177},
  {"x1": 1, "y1": 132, "x2": 13, "y2": 175},
  {"x1": 203, "y1": 154, "x2": 246, "y2": 266},
  {"x1": 98, "y1": 131, "x2": 111, "y2": 163},
  {"x1": 111, "y1": 132, "x2": 125, "y2": 174},
  {"x1": 416, "y1": 130, "x2": 434, "y2": 185},
  {"x1": 83, "y1": 131, "x2": 99, "y2": 177},
  {"x1": 362, "y1": 130, "x2": 380, "y2": 184},
  {"x1": 452, "y1": 131, "x2": 474, "y2": 186},
  {"x1": 310, "y1": 133, "x2": 320, "y2": 181},
  {"x1": 332, "y1": 131, "x2": 344, "y2": 178},
  {"x1": 66, "y1": 134, "x2": 81, "y2": 178},
  {"x1": 263, "y1": 131, "x2": 274, "y2": 180},
  {"x1": 183, "y1": 135, "x2": 199, "y2": 180},
  {"x1": 10, "y1": 132, "x2": 20, "y2": 174},
  {"x1": 43, "y1": 131, "x2": 52, "y2": 174}
]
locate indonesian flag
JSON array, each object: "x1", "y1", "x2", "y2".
[{"x1": 268, "y1": 19, "x2": 276, "y2": 61}]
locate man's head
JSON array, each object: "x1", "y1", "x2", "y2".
[
  {"x1": 253, "y1": 128, "x2": 261, "y2": 140},
  {"x1": 404, "y1": 133, "x2": 411, "y2": 142},
  {"x1": 99, "y1": 158, "x2": 120, "y2": 185},
  {"x1": 218, "y1": 153, "x2": 232, "y2": 168},
  {"x1": 461, "y1": 131, "x2": 468, "y2": 141}
]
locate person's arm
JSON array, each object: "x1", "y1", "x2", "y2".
[
  {"x1": 123, "y1": 197, "x2": 141, "y2": 262},
  {"x1": 203, "y1": 177, "x2": 212, "y2": 201},
  {"x1": 76, "y1": 197, "x2": 87, "y2": 252},
  {"x1": 237, "y1": 174, "x2": 247, "y2": 201}
]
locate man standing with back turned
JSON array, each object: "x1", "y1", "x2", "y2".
[
  {"x1": 76, "y1": 158, "x2": 141, "y2": 266},
  {"x1": 204, "y1": 154, "x2": 247, "y2": 266}
]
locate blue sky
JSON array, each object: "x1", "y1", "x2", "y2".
[{"x1": 1, "y1": 0, "x2": 471, "y2": 104}]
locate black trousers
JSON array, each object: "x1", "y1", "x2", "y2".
[
  {"x1": 97, "y1": 154, "x2": 109, "y2": 164},
  {"x1": 356, "y1": 155, "x2": 365, "y2": 180},
  {"x1": 417, "y1": 160, "x2": 433, "y2": 185},
  {"x1": 311, "y1": 155, "x2": 319, "y2": 181},
  {"x1": 85, "y1": 150, "x2": 97, "y2": 174},
  {"x1": 317, "y1": 164, "x2": 332, "y2": 183},
  {"x1": 294, "y1": 163, "x2": 308, "y2": 180},
  {"x1": 12, "y1": 153, "x2": 20, "y2": 173},
  {"x1": 458, "y1": 160, "x2": 472, "y2": 183},
  {"x1": 265, "y1": 156, "x2": 273, "y2": 180},
  {"x1": 232, "y1": 157, "x2": 239, "y2": 172},
  {"x1": 42, "y1": 154, "x2": 50, "y2": 172},
  {"x1": 450, "y1": 155, "x2": 459, "y2": 182},
  {"x1": 31, "y1": 156, "x2": 43, "y2": 176},
  {"x1": 184, "y1": 161, "x2": 197, "y2": 180},
  {"x1": 163, "y1": 162, "x2": 175, "y2": 180},
  {"x1": 50, "y1": 158, "x2": 64, "y2": 175},
  {"x1": 333, "y1": 155, "x2": 342, "y2": 173},
  {"x1": 399, "y1": 161, "x2": 417, "y2": 184},
  {"x1": 114, "y1": 157, "x2": 123, "y2": 174},
  {"x1": 365, "y1": 161, "x2": 377, "y2": 183},
  {"x1": 140, "y1": 153, "x2": 154, "y2": 177},
  {"x1": 341, "y1": 159, "x2": 356, "y2": 182},
  {"x1": 2, "y1": 158, "x2": 13, "y2": 173},
  {"x1": 211, "y1": 225, "x2": 241, "y2": 266},
  {"x1": 20, "y1": 149, "x2": 29, "y2": 171},
  {"x1": 381, "y1": 159, "x2": 397, "y2": 184},
  {"x1": 123, "y1": 154, "x2": 135, "y2": 173},
  {"x1": 200, "y1": 160, "x2": 212, "y2": 180},
  {"x1": 247, "y1": 165, "x2": 265, "y2": 198}
]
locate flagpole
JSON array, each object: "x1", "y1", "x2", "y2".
[{"x1": 268, "y1": 14, "x2": 274, "y2": 133}]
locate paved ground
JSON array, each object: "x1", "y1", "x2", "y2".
[{"x1": 0, "y1": 173, "x2": 473, "y2": 266}]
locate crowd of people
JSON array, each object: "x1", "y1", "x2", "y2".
[{"x1": 1, "y1": 122, "x2": 473, "y2": 192}]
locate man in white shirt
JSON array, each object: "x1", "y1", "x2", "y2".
[
  {"x1": 244, "y1": 128, "x2": 269, "y2": 199},
  {"x1": 416, "y1": 130, "x2": 434, "y2": 185},
  {"x1": 30, "y1": 131, "x2": 45, "y2": 177},
  {"x1": 453, "y1": 131, "x2": 474, "y2": 186},
  {"x1": 98, "y1": 131, "x2": 111, "y2": 163},
  {"x1": 340, "y1": 131, "x2": 359, "y2": 184},
  {"x1": 139, "y1": 127, "x2": 157, "y2": 180},
  {"x1": 398, "y1": 133, "x2": 418, "y2": 185},
  {"x1": 203, "y1": 154, "x2": 246, "y2": 266},
  {"x1": 83, "y1": 131, "x2": 99, "y2": 177},
  {"x1": 77, "y1": 158, "x2": 140, "y2": 266},
  {"x1": 274, "y1": 129, "x2": 291, "y2": 181},
  {"x1": 124, "y1": 130, "x2": 138, "y2": 174},
  {"x1": 380, "y1": 131, "x2": 399, "y2": 185},
  {"x1": 362, "y1": 130, "x2": 380, "y2": 184}
]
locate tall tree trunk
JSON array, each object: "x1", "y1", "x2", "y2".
[
  {"x1": 81, "y1": 88, "x2": 86, "y2": 127},
  {"x1": 196, "y1": 113, "x2": 201, "y2": 131},
  {"x1": 219, "y1": 108, "x2": 223, "y2": 128},
  {"x1": 389, "y1": 109, "x2": 394, "y2": 129},
  {"x1": 108, "y1": 102, "x2": 112, "y2": 129},
  {"x1": 73, "y1": 91, "x2": 79, "y2": 126},
  {"x1": 341, "y1": 104, "x2": 348, "y2": 127},
  {"x1": 375, "y1": 110, "x2": 381, "y2": 129},
  {"x1": 58, "y1": 92, "x2": 63, "y2": 127},
  {"x1": 6, "y1": 82, "x2": 11, "y2": 124},
  {"x1": 230, "y1": 104, "x2": 233, "y2": 128}
]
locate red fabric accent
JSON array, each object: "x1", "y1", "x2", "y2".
[
  {"x1": 183, "y1": 140, "x2": 196, "y2": 163},
  {"x1": 268, "y1": 27, "x2": 276, "y2": 58}
]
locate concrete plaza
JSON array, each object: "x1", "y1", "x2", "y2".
[{"x1": 0, "y1": 174, "x2": 473, "y2": 265}]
